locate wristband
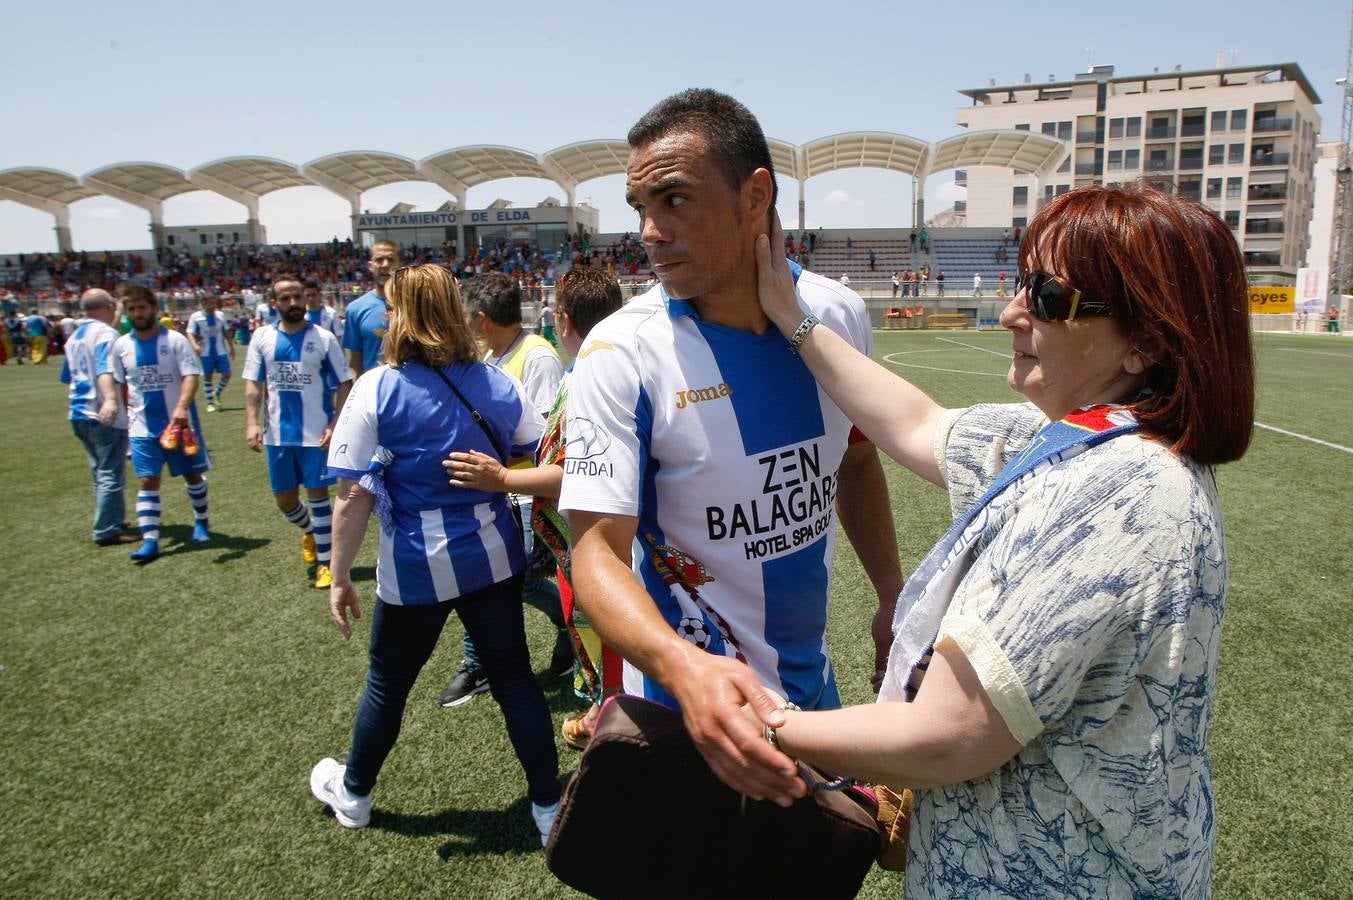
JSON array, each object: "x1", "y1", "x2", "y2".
[
  {"x1": 787, "y1": 315, "x2": 819, "y2": 356},
  {"x1": 762, "y1": 699, "x2": 801, "y2": 751}
]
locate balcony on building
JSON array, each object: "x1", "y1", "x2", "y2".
[
  {"x1": 1074, "y1": 162, "x2": 1099, "y2": 175},
  {"x1": 1253, "y1": 116, "x2": 1294, "y2": 135},
  {"x1": 1146, "y1": 157, "x2": 1175, "y2": 171},
  {"x1": 1178, "y1": 151, "x2": 1205, "y2": 171},
  {"x1": 1250, "y1": 151, "x2": 1291, "y2": 167},
  {"x1": 1248, "y1": 183, "x2": 1289, "y2": 201},
  {"x1": 1244, "y1": 219, "x2": 1285, "y2": 235},
  {"x1": 1145, "y1": 125, "x2": 1176, "y2": 141},
  {"x1": 1076, "y1": 129, "x2": 1105, "y2": 144},
  {"x1": 1180, "y1": 116, "x2": 1207, "y2": 138}
]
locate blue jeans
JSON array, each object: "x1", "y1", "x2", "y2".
[
  {"x1": 71, "y1": 419, "x2": 127, "y2": 541},
  {"x1": 343, "y1": 571, "x2": 560, "y2": 806},
  {"x1": 462, "y1": 497, "x2": 566, "y2": 671}
]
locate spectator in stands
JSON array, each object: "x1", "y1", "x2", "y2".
[
  {"x1": 909, "y1": 230, "x2": 918, "y2": 253},
  {"x1": 868, "y1": 248, "x2": 877, "y2": 271},
  {"x1": 751, "y1": 182, "x2": 1254, "y2": 898},
  {"x1": 891, "y1": 272, "x2": 900, "y2": 298},
  {"x1": 997, "y1": 271, "x2": 1008, "y2": 298},
  {"x1": 936, "y1": 271, "x2": 945, "y2": 297},
  {"x1": 972, "y1": 273, "x2": 982, "y2": 298},
  {"x1": 840, "y1": 273, "x2": 851, "y2": 286}
]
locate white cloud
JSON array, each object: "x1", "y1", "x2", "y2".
[{"x1": 824, "y1": 189, "x2": 852, "y2": 207}]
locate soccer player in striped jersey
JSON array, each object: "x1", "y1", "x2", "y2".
[
  {"x1": 560, "y1": 90, "x2": 903, "y2": 806},
  {"x1": 186, "y1": 296, "x2": 236, "y2": 412},
  {"x1": 110, "y1": 284, "x2": 213, "y2": 563},
  {"x1": 244, "y1": 275, "x2": 354, "y2": 589},
  {"x1": 61, "y1": 288, "x2": 132, "y2": 545},
  {"x1": 304, "y1": 280, "x2": 343, "y2": 417},
  {"x1": 303, "y1": 280, "x2": 343, "y2": 342}
]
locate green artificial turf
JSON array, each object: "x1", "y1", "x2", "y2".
[{"x1": 1, "y1": 329, "x2": 1349, "y2": 898}]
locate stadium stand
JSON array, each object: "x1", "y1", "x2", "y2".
[{"x1": 925, "y1": 227, "x2": 1017, "y2": 290}]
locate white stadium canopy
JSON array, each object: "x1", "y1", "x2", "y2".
[{"x1": 2, "y1": 130, "x2": 1066, "y2": 250}]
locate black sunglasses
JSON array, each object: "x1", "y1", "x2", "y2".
[{"x1": 1014, "y1": 271, "x2": 1117, "y2": 322}]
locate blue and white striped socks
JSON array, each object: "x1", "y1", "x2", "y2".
[
  {"x1": 186, "y1": 480, "x2": 209, "y2": 523},
  {"x1": 203, "y1": 379, "x2": 216, "y2": 406},
  {"x1": 309, "y1": 496, "x2": 332, "y2": 565},
  {"x1": 137, "y1": 490, "x2": 162, "y2": 541},
  {"x1": 283, "y1": 501, "x2": 312, "y2": 532}
]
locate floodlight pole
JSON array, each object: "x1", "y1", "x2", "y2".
[{"x1": 1332, "y1": 1, "x2": 1353, "y2": 304}]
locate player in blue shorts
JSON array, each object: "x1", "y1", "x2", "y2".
[
  {"x1": 110, "y1": 284, "x2": 213, "y2": 563},
  {"x1": 186, "y1": 295, "x2": 236, "y2": 411},
  {"x1": 244, "y1": 274, "x2": 353, "y2": 589}
]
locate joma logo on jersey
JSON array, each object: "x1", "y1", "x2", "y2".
[{"x1": 674, "y1": 383, "x2": 732, "y2": 410}]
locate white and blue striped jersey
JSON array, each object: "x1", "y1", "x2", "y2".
[
  {"x1": 327, "y1": 361, "x2": 545, "y2": 606},
  {"x1": 558, "y1": 262, "x2": 873, "y2": 711},
  {"x1": 255, "y1": 303, "x2": 280, "y2": 327},
  {"x1": 186, "y1": 310, "x2": 231, "y2": 357},
  {"x1": 110, "y1": 327, "x2": 203, "y2": 439},
  {"x1": 60, "y1": 318, "x2": 128, "y2": 427},
  {"x1": 242, "y1": 323, "x2": 351, "y2": 447},
  {"x1": 305, "y1": 305, "x2": 343, "y2": 341}
]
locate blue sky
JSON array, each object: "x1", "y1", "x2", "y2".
[{"x1": 2, "y1": 0, "x2": 1347, "y2": 252}]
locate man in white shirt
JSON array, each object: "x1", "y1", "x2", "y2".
[
  {"x1": 61, "y1": 289, "x2": 132, "y2": 545},
  {"x1": 243, "y1": 274, "x2": 353, "y2": 589},
  {"x1": 560, "y1": 89, "x2": 903, "y2": 805}
]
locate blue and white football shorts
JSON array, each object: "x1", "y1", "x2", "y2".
[
  {"x1": 130, "y1": 435, "x2": 213, "y2": 478},
  {"x1": 266, "y1": 445, "x2": 334, "y2": 493},
  {"x1": 200, "y1": 353, "x2": 232, "y2": 376}
]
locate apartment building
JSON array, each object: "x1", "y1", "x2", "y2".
[{"x1": 955, "y1": 63, "x2": 1321, "y2": 278}]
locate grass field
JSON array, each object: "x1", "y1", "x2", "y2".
[{"x1": 2, "y1": 328, "x2": 1350, "y2": 898}]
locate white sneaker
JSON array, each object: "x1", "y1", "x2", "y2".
[
  {"x1": 310, "y1": 757, "x2": 372, "y2": 828},
  {"x1": 531, "y1": 800, "x2": 559, "y2": 847}
]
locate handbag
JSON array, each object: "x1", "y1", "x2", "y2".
[
  {"x1": 429, "y1": 362, "x2": 530, "y2": 546},
  {"x1": 545, "y1": 694, "x2": 884, "y2": 899}
]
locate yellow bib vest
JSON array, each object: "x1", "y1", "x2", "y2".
[{"x1": 490, "y1": 330, "x2": 557, "y2": 470}]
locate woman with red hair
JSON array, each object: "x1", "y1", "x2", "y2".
[{"x1": 749, "y1": 183, "x2": 1253, "y2": 897}]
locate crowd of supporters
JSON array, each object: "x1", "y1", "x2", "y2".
[{"x1": 1, "y1": 234, "x2": 654, "y2": 311}]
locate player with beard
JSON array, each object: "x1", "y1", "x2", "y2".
[
  {"x1": 244, "y1": 275, "x2": 353, "y2": 588},
  {"x1": 110, "y1": 284, "x2": 213, "y2": 563}
]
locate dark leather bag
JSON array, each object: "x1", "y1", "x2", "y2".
[{"x1": 544, "y1": 694, "x2": 880, "y2": 899}]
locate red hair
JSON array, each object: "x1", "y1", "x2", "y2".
[{"x1": 1020, "y1": 183, "x2": 1254, "y2": 464}]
